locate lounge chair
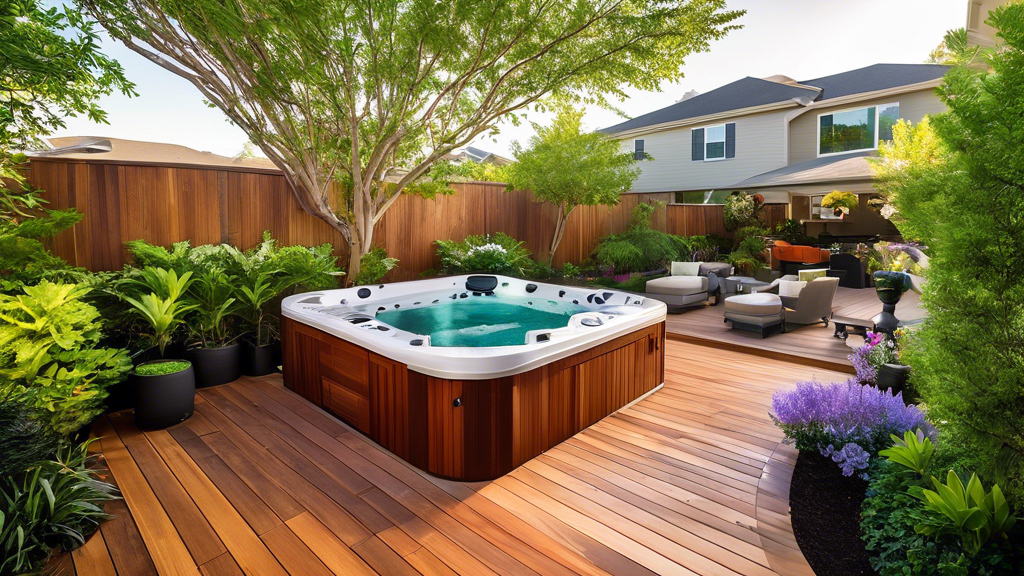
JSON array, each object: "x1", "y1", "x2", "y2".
[{"x1": 644, "y1": 261, "x2": 733, "y2": 310}]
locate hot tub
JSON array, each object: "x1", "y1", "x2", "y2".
[{"x1": 281, "y1": 274, "x2": 667, "y2": 481}]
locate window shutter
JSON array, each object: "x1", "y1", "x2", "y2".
[
  {"x1": 691, "y1": 128, "x2": 704, "y2": 161},
  {"x1": 725, "y1": 123, "x2": 736, "y2": 159}
]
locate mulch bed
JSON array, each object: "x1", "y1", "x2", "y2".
[{"x1": 790, "y1": 451, "x2": 876, "y2": 575}]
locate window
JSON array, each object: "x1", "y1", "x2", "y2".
[
  {"x1": 676, "y1": 190, "x2": 733, "y2": 204},
  {"x1": 633, "y1": 139, "x2": 644, "y2": 161},
  {"x1": 705, "y1": 124, "x2": 726, "y2": 160},
  {"x1": 818, "y1": 103, "x2": 900, "y2": 156},
  {"x1": 691, "y1": 123, "x2": 735, "y2": 161}
]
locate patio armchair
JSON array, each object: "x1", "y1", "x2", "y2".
[
  {"x1": 644, "y1": 261, "x2": 733, "y2": 310},
  {"x1": 753, "y1": 275, "x2": 840, "y2": 327}
]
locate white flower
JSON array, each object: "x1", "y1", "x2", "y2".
[
  {"x1": 880, "y1": 204, "x2": 898, "y2": 220},
  {"x1": 468, "y1": 243, "x2": 507, "y2": 255}
]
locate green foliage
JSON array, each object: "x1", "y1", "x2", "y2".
[
  {"x1": 593, "y1": 203, "x2": 688, "y2": 273},
  {"x1": 774, "y1": 218, "x2": 811, "y2": 245},
  {"x1": 0, "y1": 400, "x2": 59, "y2": 478},
  {"x1": 861, "y1": 460, "x2": 1019, "y2": 576},
  {"x1": 184, "y1": 269, "x2": 237, "y2": 348},
  {"x1": 121, "y1": 268, "x2": 195, "y2": 357},
  {"x1": 723, "y1": 192, "x2": 760, "y2": 230},
  {"x1": 121, "y1": 235, "x2": 342, "y2": 347},
  {"x1": 0, "y1": 440, "x2": 119, "y2": 575},
  {"x1": 880, "y1": 429, "x2": 936, "y2": 476},
  {"x1": 0, "y1": 157, "x2": 85, "y2": 294},
  {"x1": 820, "y1": 190, "x2": 859, "y2": 215},
  {"x1": 559, "y1": 262, "x2": 582, "y2": 279},
  {"x1": 873, "y1": 5, "x2": 1024, "y2": 498},
  {"x1": 428, "y1": 159, "x2": 510, "y2": 184},
  {"x1": 134, "y1": 361, "x2": 191, "y2": 376},
  {"x1": 506, "y1": 105, "x2": 641, "y2": 263},
  {"x1": 436, "y1": 233, "x2": 533, "y2": 277},
  {"x1": 352, "y1": 248, "x2": 399, "y2": 286},
  {"x1": 77, "y1": 0, "x2": 742, "y2": 278},
  {"x1": 726, "y1": 228, "x2": 768, "y2": 275},
  {"x1": 0, "y1": 282, "x2": 131, "y2": 436},
  {"x1": 916, "y1": 471, "x2": 1018, "y2": 556},
  {"x1": 0, "y1": 0, "x2": 134, "y2": 151}
]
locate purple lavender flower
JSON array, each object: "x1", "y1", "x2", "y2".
[
  {"x1": 848, "y1": 331, "x2": 885, "y2": 384},
  {"x1": 828, "y1": 443, "x2": 871, "y2": 477},
  {"x1": 770, "y1": 379, "x2": 934, "y2": 476}
]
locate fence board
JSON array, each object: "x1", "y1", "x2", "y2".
[{"x1": 29, "y1": 159, "x2": 774, "y2": 281}]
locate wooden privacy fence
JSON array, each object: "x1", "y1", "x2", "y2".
[{"x1": 28, "y1": 158, "x2": 788, "y2": 282}]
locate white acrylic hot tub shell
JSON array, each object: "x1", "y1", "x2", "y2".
[{"x1": 281, "y1": 275, "x2": 667, "y2": 379}]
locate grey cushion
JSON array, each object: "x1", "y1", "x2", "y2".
[
  {"x1": 646, "y1": 275, "x2": 708, "y2": 296},
  {"x1": 699, "y1": 262, "x2": 733, "y2": 278},
  {"x1": 723, "y1": 293, "x2": 783, "y2": 315}
]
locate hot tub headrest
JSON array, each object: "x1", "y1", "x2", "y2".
[{"x1": 465, "y1": 275, "x2": 498, "y2": 293}]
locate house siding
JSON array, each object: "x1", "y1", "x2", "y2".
[
  {"x1": 788, "y1": 89, "x2": 947, "y2": 165},
  {"x1": 621, "y1": 108, "x2": 791, "y2": 193}
]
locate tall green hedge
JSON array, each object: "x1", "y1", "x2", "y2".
[{"x1": 874, "y1": 5, "x2": 1024, "y2": 498}]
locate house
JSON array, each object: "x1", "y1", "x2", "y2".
[
  {"x1": 602, "y1": 63, "x2": 950, "y2": 238},
  {"x1": 33, "y1": 136, "x2": 280, "y2": 172},
  {"x1": 442, "y1": 145, "x2": 513, "y2": 166}
]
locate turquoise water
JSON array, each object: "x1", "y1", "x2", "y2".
[{"x1": 375, "y1": 296, "x2": 587, "y2": 347}]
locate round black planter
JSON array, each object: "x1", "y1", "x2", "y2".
[
  {"x1": 186, "y1": 343, "x2": 242, "y2": 388},
  {"x1": 132, "y1": 361, "x2": 195, "y2": 430},
  {"x1": 878, "y1": 363, "x2": 912, "y2": 395},
  {"x1": 242, "y1": 341, "x2": 280, "y2": 376}
]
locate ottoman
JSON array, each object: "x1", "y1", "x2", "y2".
[
  {"x1": 645, "y1": 275, "x2": 708, "y2": 309},
  {"x1": 723, "y1": 293, "x2": 785, "y2": 338}
]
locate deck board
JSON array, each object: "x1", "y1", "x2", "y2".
[
  {"x1": 60, "y1": 340, "x2": 846, "y2": 575},
  {"x1": 665, "y1": 286, "x2": 924, "y2": 370}
]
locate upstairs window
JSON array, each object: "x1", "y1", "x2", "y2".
[
  {"x1": 818, "y1": 103, "x2": 899, "y2": 156},
  {"x1": 633, "y1": 139, "x2": 644, "y2": 161},
  {"x1": 691, "y1": 123, "x2": 735, "y2": 161},
  {"x1": 705, "y1": 125, "x2": 726, "y2": 160}
]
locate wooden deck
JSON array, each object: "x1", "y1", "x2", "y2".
[
  {"x1": 665, "y1": 286, "x2": 925, "y2": 371},
  {"x1": 60, "y1": 340, "x2": 849, "y2": 576}
]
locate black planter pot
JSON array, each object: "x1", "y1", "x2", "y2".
[
  {"x1": 132, "y1": 361, "x2": 195, "y2": 430},
  {"x1": 242, "y1": 341, "x2": 281, "y2": 376},
  {"x1": 186, "y1": 343, "x2": 242, "y2": 388},
  {"x1": 877, "y1": 363, "x2": 912, "y2": 395}
]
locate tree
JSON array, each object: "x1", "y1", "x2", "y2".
[
  {"x1": 505, "y1": 106, "x2": 640, "y2": 264},
  {"x1": 1, "y1": 0, "x2": 134, "y2": 291},
  {"x1": 76, "y1": 0, "x2": 743, "y2": 280},
  {"x1": 875, "y1": 5, "x2": 1024, "y2": 497}
]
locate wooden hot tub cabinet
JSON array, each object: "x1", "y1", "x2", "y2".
[{"x1": 281, "y1": 317, "x2": 665, "y2": 481}]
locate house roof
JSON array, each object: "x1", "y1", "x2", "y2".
[
  {"x1": 601, "y1": 77, "x2": 818, "y2": 135},
  {"x1": 33, "y1": 136, "x2": 280, "y2": 171},
  {"x1": 601, "y1": 63, "x2": 949, "y2": 135},
  {"x1": 799, "y1": 63, "x2": 950, "y2": 101},
  {"x1": 732, "y1": 151, "x2": 876, "y2": 189}
]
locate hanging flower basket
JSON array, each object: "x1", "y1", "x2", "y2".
[{"x1": 821, "y1": 190, "x2": 858, "y2": 219}]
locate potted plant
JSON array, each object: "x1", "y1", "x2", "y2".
[
  {"x1": 185, "y1": 269, "x2": 242, "y2": 387},
  {"x1": 872, "y1": 270, "x2": 910, "y2": 334},
  {"x1": 234, "y1": 272, "x2": 288, "y2": 376},
  {"x1": 821, "y1": 190, "x2": 858, "y2": 218},
  {"x1": 122, "y1": 267, "x2": 196, "y2": 429}
]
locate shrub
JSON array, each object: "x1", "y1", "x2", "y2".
[
  {"x1": 861, "y1": 459, "x2": 1020, "y2": 576},
  {"x1": 873, "y1": 7, "x2": 1024, "y2": 498},
  {"x1": 726, "y1": 228, "x2": 768, "y2": 275},
  {"x1": 121, "y1": 268, "x2": 195, "y2": 356},
  {"x1": 774, "y1": 218, "x2": 811, "y2": 245},
  {"x1": 771, "y1": 380, "x2": 933, "y2": 476},
  {"x1": 593, "y1": 203, "x2": 688, "y2": 273},
  {"x1": 352, "y1": 247, "x2": 398, "y2": 285},
  {"x1": 0, "y1": 400, "x2": 60, "y2": 478},
  {"x1": 723, "y1": 191, "x2": 761, "y2": 230},
  {"x1": 0, "y1": 282, "x2": 131, "y2": 436},
  {"x1": 0, "y1": 440, "x2": 119, "y2": 575},
  {"x1": 435, "y1": 232, "x2": 533, "y2": 276}
]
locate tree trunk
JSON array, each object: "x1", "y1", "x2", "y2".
[{"x1": 548, "y1": 204, "x2": 574, "y2": 265}]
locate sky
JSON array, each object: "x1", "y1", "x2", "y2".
[{"x1": 53, "y1": 0, "x2": 969, "y2": 159}]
